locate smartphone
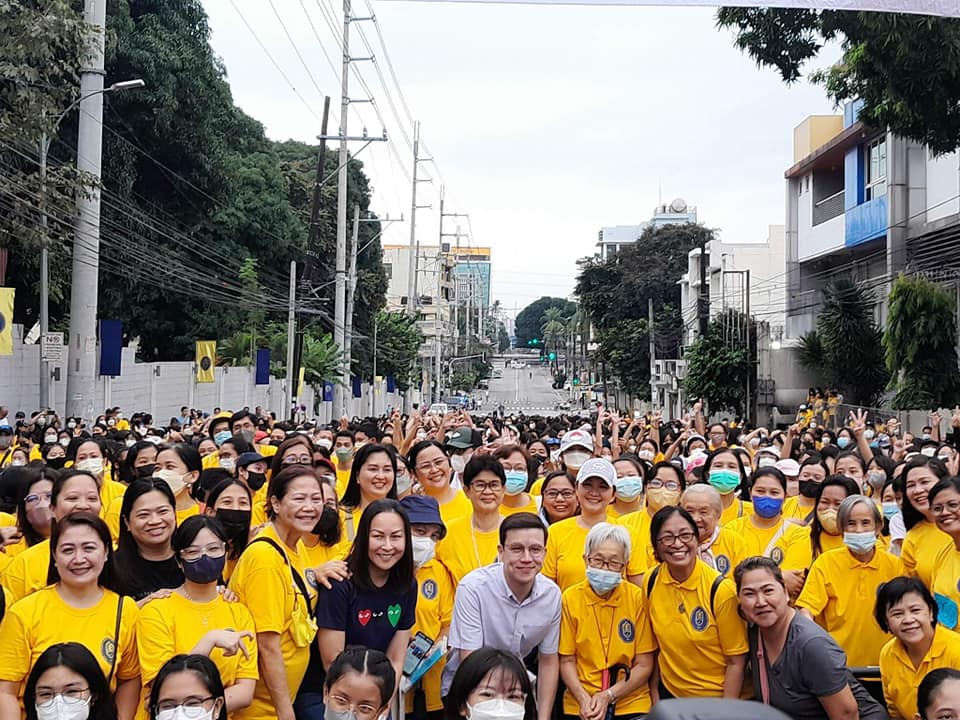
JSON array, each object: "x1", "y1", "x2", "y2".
[{"x1": 403, "y1": 631, "x2": 435, "y2": 676}]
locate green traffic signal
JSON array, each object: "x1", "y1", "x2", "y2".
[
  {"x1": 572, "y1": 378, "x2": 580, "y2": 386},
  {"x1": 548, "y1": 352, "x2": 556, "y2": 361},
  {"x1": 532, "y1": 338, "x2": 540, "y2": 345}
]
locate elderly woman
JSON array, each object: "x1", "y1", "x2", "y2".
[
  {"x1": 680, "y1": 485, "x2": 747, "y2": 578},
  {"x1": 797, "y1": 494, "x2": 902, "y2": 667},
  {"x1": 559, "y1": 523, "x2": 656, "y2": 720}
]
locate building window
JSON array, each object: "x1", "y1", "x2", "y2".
[
  {"x1": 865, "y1": 137, "x2": 887, "y2": 201},
  {"x1": 384, "y1": 262, "x2": 392, "y2": 279}
]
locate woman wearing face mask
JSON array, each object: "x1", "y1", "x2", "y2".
[
  {"x1": 702, "y1": 449, "x2": 752, "y2": 526},
  {"x1": 23, "y1": 642, "x2": 116, "y2": 720},
  {"x1": 0, "y1": 514, "x2": 141, "y2": 720},
  {"x1": 339, "y1": 444, "x2": 398, "y2": 543},
  {"x1": 323, "y1": 648, "x2": 396, "y2": 720},
  {"x1": 408, "y1": 441, "x2": 472, "y2": 525},
  {"x1": 900, "y1": 455, "x2": 952, "y2": 586},
  {"x1": 9, "y1": 447, "x2": 30, "y2": 467},
  {"x1": 395, "y1": 455, "x2": 415, "y2": 499},
  {"x1": 877, "y1": 577, "x2": 960, "y2": 720},
  {"x1": 3, "y1": 470, "x2": 103, "y2": 603},
  {"x1": 618, "y1": 462, "x2": 685, "y2": 575},
  {"x1": 559, "y1": 523, "x2": 656, "y2": 719},
  {"x1": 152, "y1": 444, "x2": 201, "y2": 525},
  {"x1": 736, "y1": 556, "x2": 886, "y2": 720},
  {"x1": 444, "y1": 648, "x2": 536, "y2": 720},
  {"x1": 118, "y1": 441, "x2": 159, "y2": 485},
  {"x1": 136, "y1": 517, "x2": 257, "y2": 717},
  {"x1": 539, "y1": 471, "x2": 578, "y2": 526},
  {"x1": 799, "y1": 476, "x2": 862, "y2": 567},
  {"x1": 558, "y1": 430, "x2": 595, "y2": 481},
  {"x1": 41, "y1": 442, "x2": 68, "y2": 471},
  {"x1": 782, "y1": 458, "x2": 828, "y2": 523},
  {"x1": 644, "y1": 506, "x2": 747, "y2": 699},
  {"x1": 214, "y1": 438, "x2": 248, "y2": 475},
  {"x1": 202, "y1": 479, "x2": 252, "y2": 583},
  {"x1": 796, "y1": 494, "x2": 901, "y2": 667},
  {"x1": 400, "y1": 495, "x2": 454, "y2": 720},
  {"x1": 609, "y1": 456, "x2": 645, "y2": 519},
  {"x1": 526, "y1": 440, "x2": 549, "y2": 489},
  {"x1": 494, "y1": 445, "x2": 537, "y2": 517},
  {"x1": 69, "y1": 439, "x2": 125, "y2": 512},
  {"x1": 311, "y1": 500, "x2": 416, "y2": 716},
  {"x1": 113, "y1": 479, "x2": 183, "y2": 606},
  {"x1": 880, "y1": 477, "x2": 904, "y2": 552},
  {"x1": 147, "y1": 654, "x2": 227, "y2": 720}
]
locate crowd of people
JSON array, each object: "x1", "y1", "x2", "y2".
[{"x1": 1, "y1": 400, "x2": 960, "y2": 720}]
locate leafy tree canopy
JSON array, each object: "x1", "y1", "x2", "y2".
[
  {"x1": 684, "y1": 309, "x2": 756, "y2": 416},
  {"x1": 514, "y1": 296, "x2": 575, "y2": 347}
]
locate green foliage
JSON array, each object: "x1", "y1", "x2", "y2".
[
  {"x1": 884, "y1": 274, "x2": 960, "y2": 409},
  {"x1": 796, "y1": 278, "x2": 888, "y2": 405},
  {"x1": 716, "y1": 9, "x2": 960, "y2": 155},
  {"x1": 684, "y1": 310, "x2": 756, "y2": 416},
  {"x1": 368, "y1": 311, "x2": 423, "y2": 392},
  {"x1": 598, "y1": 320, "x2": 650, "y2": 400},
  {"x1": 515, "y1": 297, "x2": 576, "y2": 347}
]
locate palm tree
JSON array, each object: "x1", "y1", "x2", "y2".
[{"x1": 541, "y1": 306, "x2": 570, "y2": 373}]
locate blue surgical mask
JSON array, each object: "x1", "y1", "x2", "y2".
[
  {"x1": 843, "y1": 531, "x2": 877, "y2": 554},
  {"x1": 882, "y1": 501, "x2": 900, "y2": 519},
  {"x1": 753, "y1": 495, "x2": 784, "y2": 519},
  {"x1": 708, "y1": 469, "x2": 740, "y2": 495},
  {"x1": 213, "y1": 430, "x2": 231, "y2": 447},
  {"x1": 504, "y1": 470, "x2": 528, "y2": 496},
  {"x1": 585, "y1": 566, "x2": 622, "y2": 595},
  {"x1": 614, "y1": 476, "x2": 643, "y2": 501},
  {"x1": 837, "y1": 437, "x2": 850, "y2": 449}
]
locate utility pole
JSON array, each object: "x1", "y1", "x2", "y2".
[
  {"x1": 648, "y1": 297, "x2": 656, "y2": 408},
  {"x1": 343, "y1": 205, "x2": 361, "y2": 406},
  {"x1": 406, "y1": 122, "x2": 420, "y2": 317},
  {"x1": 65, "y1": 0, "x2": 107, "y2": 421},
  {"x1": 285, "y1": 261, "x2": 297, "y2": 416},
  {"x1": 332, "y1": 0, "x2": 352, "y2": 419},
  {"x1": 38, "y1": 132, "x2": 50, "y2": 411},
  {"x1": 370, "y1": 315, "x2": 377, "y2": 416},
  {"x1": 745, "y1": 268, "x2": 752, "y2": 423},
  {"x1": 698, "y1": 237, "x2": 709, "y2": 339}
]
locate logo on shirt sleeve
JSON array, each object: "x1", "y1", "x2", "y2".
[
  {"x1": 770, "y1": 547, "x2": 784, "y2": 565},
  {"x1": 715, "y1": 555, "x2": 731, "y2": 575},
  {"x1": 690, "y1": 606, "x2": 709, "y2": 632},
  {"x1": 422, "y1": 579, "x2": 438, "y2": 600},
  {"x1": 100, "y1": 637, "x2": 116, "y2": 665},
  {"x1": 305, "y1": 568, "x2": 318, "y2": 590},
  {"x1": 618, "y1": 619, "x2": 635, "y2": 642}
]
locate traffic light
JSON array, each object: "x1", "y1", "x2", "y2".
[
  {"x1": 548, "y1": 351, "x2": 557, "y2": 361},
  {"x1": 531, "y1": 338, "x2": 540, "y2": 346},
  {"x1": 572, "y1": 378, "x2": 580, "y2": 386}
]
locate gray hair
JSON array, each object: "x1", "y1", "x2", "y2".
[
  {"x1": 681, "y1": 484, "x2": 723, "y2": 514},
  {"x1": 583, "y1": 522, "x2": 631, "y2": 562},
  {"x1": 837, "y1": 494, "x2": 882, "y2": 530}
]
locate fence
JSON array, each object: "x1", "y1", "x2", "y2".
[{"x1": 0, "y1": 325, "x2": 406, "y2": 422}]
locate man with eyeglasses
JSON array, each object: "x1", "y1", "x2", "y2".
[{"x1": 443, "y1": 512, "x2": 561, "y2": 720}]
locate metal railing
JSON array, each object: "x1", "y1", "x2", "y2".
[{"x1": 813, "y1": 190, "x2": 845, "y2": 226}]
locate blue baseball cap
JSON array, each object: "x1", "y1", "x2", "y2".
[{"x1": 399, "y1": 495, "x2": 447, "y2": 539}]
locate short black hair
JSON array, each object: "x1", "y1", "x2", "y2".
[
  {"x1": 230, "y1": 411, "x2": 257, "y2": 431},
  {"x1": 463, "y1": 454, "x2": 506, "y2": 488},
  {"x1": 325, "y1": 646, "x2": 396, "y2": 708},
  {"x1": 149, "y1": 655, "x2": 226, "y2": 720},
  {"x1": 444, "y1": 648, "x2": 536, "y2": 720},
  {"x1": 918, "y1": 668, "x2": 960, "y2": 720},
  {"x1": 24, "y1": 643, "x2": 117, "y2": 720},
  {"x1": 650, "y1": 506, "x2": 699, "y2": 563},
  {"x1": 874, "y1": 576, "x2": 938, "y2": 634},
  {"x1": 498, "y1": 512, "x2": 546, "y2": 546}
]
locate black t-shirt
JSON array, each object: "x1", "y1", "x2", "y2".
[
  {"x1": 749, "y1": 614, "x2": 888, "y2": 720},
  {"x1": 113, "y1": 548, "x2": 184, "y2": 601}
]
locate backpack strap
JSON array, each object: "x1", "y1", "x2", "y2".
[
  {"x1": 646, "y1": 565, "x2": 661, "y2": 598},
  {"x1": 709, "y1": 574, "x2": 724, "y2": 618},
  {"x1": 250, "y1": 536, "x2": 313, "y2": 614}
]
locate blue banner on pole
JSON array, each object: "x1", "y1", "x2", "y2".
[
  {"x1": 386, "y1": 376, "x2": 396, "y2": 393},
  {"x1": 255, "y1": 349, "x2": 270, "y2": 385},
  {"x1": 352, "y1": 376, "x2": 362, "y2": 398},
  {"x1": 98, "y1": 320, "x2": 122, "y2": 377},
  {"x1": 323, "y1": 381, "x2": 334, "y2": 402}
]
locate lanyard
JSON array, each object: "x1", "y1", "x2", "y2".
[{"x1": 590, "y1": 596, "x2": 619, "y2": 671}]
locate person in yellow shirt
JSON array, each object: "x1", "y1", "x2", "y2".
[
  {"x1": 782, "y1": 458, "x2": 828, "y2": 523},
  {"x1": 153, "y1": 444, "x2": 202, "y2": 524},
  {"x1": 644, "y1": 506, "x2": 748, "y2": 698},
  {"x1": 877, "y1": 576, "x2": 960, "y2": 720},
  {"x1": 437, "y1": 456, "x2": 505, "y2": 584},
  {"x1": 927, "y1": 477, "x2": 960, "y2": 630},
  {"x1": 136, "y1": 516, "x2": 258, "y2": 718},
  {"x1": 609, "y1": 456, "x2": 644, "y2": 519},
  {"x1": 201, "y1": 478, "x2": 253, "y2": 583},
  {"x1": 408, "y1": 441, "x2": 471, "y2": 525},
  {"x1": 300, "y1": 474, "x2": 350, "y2": 594},
  {"x1": 559, "y1": 522, "x2": 656, "y2": 718},
  {"x1": 701, "y1": 449, "x2": 753, "y2": 526},
  {"x1": 796, "y1": 476, "x2": 861, "y2": 569},
  {"x1": 680, "y1": 484, "x2": 746, "y2": 578},
  {"x1": 619, "y1": 461, "x2": 684, "y2": 581},
  {"x1": 399, "y1": 495, "x2": 454, "y2": 718},
  {"x1": 22, "y1": 642, "x2": 119, "y2": 720},
  {"x1": 495, "y1": 445, "x2": 538, "y2": 517},
  {"x1": 8, "y1": 466, "x2": 55, "y2": 559},
  {"x1": 538, "y1": 472, "x2": 579, "y2": 526},
  {"x1": 797, "y1": 494, "x2": 902, "y2": 667},
  {"x1": 265, "y1": 437, "x2": 316, "y2": 527},
  {"x1": 0, "y1": 513, "x2": 141, "y2": 720},
  {"x1": 229, "y1": 464, "x2": 324, "y2": 720},
  {"x1": 3, "y1": 469, "x2": 103, "y2": 603},
  {"x1": 70, "y1": 438, "x2": 125, "y2": 514},
  {"x1": 543, "y1": 458, "x2": 617, "y2": 592},
  {"x1": 900, "y1": 456, "x2": 953, "y2": 586}
]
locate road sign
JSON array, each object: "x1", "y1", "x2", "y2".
[{"x1": 41, "y1": 333, "x2": 64, "y2": 362}]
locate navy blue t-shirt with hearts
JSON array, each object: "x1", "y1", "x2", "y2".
[{"x1": 315, "y1": 576, "x2": 417, "y2": 652}]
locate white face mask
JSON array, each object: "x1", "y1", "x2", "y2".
[
  {"x1": 562, "y1": 450, "x2": 590, "y2": 469},
  {"x1": 157, "y1": 706, "x2": 216, "y2": 720},
  {"x1": 155, "y1": 468, "x2": 186, "y2": 495},
  {"x1": 219, "y1": 457, "x2": 236, "y2": 472},
  {"x1": 468, "y1": 698, "x2": 525, "y2": 720},
  {"x1": 317, "y1": 438, "x2": 333, "y2": 451},
  {"x1": 59, "y1": 438, "x2": 71, "y2": 448},
  {"x1": 36, "y1": 695, "x2": 91, "y2": 720},
  {"x1": 44, "y1": 434, "x2": 57, "y2": 444},
  {"x1": 450, "y1": 454, "x2": 468, "y2": 474},
  {"x1": 411, "y1": 535, "x2": 436, "y2": 567},
  {"x1": 396, "y1": 473, "x2": 413, "y2": 495},
  {"x1": 75, "y1": 458, "x2": 104, "y2": 476}
]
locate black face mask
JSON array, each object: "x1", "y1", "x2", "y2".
[
  {"x1": 45, "y1": 457, "x2": 67, "y2": 470},
  {"x1": 799, "y1": 480, "x2": 820, "y2": 499},
  {"x1": 245, "y1": 471, "x2": 267, "y2": 491},
  {"x1": 135, "y1": 463, "x2": 157, "y2": 479},
  {"x1": 215, "y1": 509, "x2": 252, "y2": 543},
  {"x1": 270, "y1": 439, "x2": 283, "y2": 447},
  {"x1": 312, "y1": 505, "x2": 341, "y2": 546}
]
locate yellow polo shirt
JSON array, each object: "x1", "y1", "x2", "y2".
[
  {"x1": 931, "y1": 542, "x2": 960, "y2": 631},
  {"x1": 543, "y1": 517, "x2": 590, "y2": 592},
  {"x1": 782, "y1": 496, "x2": 815, "y2": 524},
  {"x1": 902, "y1": 520, "x2": 952, "y2": 586},
  {"x1": 724, "y1": 515, "x2": 809, "y2": 570},
  {"x1": 880, "y1": 625, "x2": 960, "y2": 720},
  {"x1": 436, "y1": 491, "x2": 472, "y2": 526},
  {"x1": 405, "y1": 559, "x2": 455, "y2": 713},
  {"x1": 616, "y1": 511, "x2": 656, "y2": 577},
  {"x1": 720, "y1": 498, "x2": 752, "y2": 527},
  {"x1": 2, "y1": 539, "x2": 50, "y2": 603},
  {"x1": 701, "y1": 526, "x2": 749, "y2": 578},
  {"x1": 436, "y1": 515, "x2": 500, "y2": 584},
  {"x1": 499, "y1": 496, "x2": 538, "y2": 517}
]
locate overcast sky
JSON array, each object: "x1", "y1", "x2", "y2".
[{"x1": 201, "y1": 0, "x2": 838, "y2": 315}]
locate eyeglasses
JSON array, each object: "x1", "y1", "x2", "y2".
[
  {"x1": 647, "y1": 480, "x2": 681, "y2": 491},
  {"x1": 282, "y1": 455, "x2": 312, "y2": 465},
  {"x1": 327, "y1": 693, "x2": 381, "y2": 720},
  {"x1": 504, "y1": 544, "x2": 545, "y2": 559},
  {"x1": 415, "y1": 459, "x2": 448, "y2": 473},
  {"x1": 586, "y1": 556, "x2": 625, "y2": 572},
  {"x1": 656, "y1": 531, "x2": 697, "y2": 546},
  {"x1": 25, "y1": 492, "x2": 52, "y2": 507},
  {"x1": 932, "y1": 500, "x2": 960, "y2": 516},
  {"x1": 155, "y1": 697, "x2": 217, "y2": 716},
  {"x1": 36, "y1": 688, "x2": 90, "y2": 705},
  {"x1": 180, "y1": 543, "x2": 227, "y2": 562},
  {"x1": 544, "y1": 489, "x2": 575, "y2": 501},
  {"x1": 471, "y1": 481, "x2": 503, "y2": 493}
]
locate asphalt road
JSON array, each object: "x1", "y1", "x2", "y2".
[{"x1": 481, "y1": 357, "x2": 569, "y2": 415}]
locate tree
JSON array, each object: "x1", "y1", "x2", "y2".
[
  {"x1": 684, "y1": 310, "x2": 757, "y2": 416},
  {"x1": 541, "y1": 306, "x2": 570, "y2": 368},
  {"x1": 796, "y1": 277, "x2": 888, "y2": 405},
  {"x1": 366, "y1": 311, "x2": 423, "y2": 392},
  {"x1": 598, "y1": 319, "x2": 650, "y2": 400},
  {"x1": 884, "y1": 274, "x2": 960, "y2": 409},
  {"x1": 716, "y1": 9, "x2": 960, "y2": 155},
  {"x1": 515, "y1": 297, "x2": 576, "y2": 347}
]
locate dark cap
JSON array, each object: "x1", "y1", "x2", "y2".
[
  {"x1": 445, "y1": 427, "x2": 474, "y2": 449},
  {"x1": 236, "y1": 451, "x2": 266, "y2": 468},
  {"x1": 399, "y1": 495, "x2": 446, "y2": 539}
]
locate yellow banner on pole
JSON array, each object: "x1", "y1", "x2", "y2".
[
  {"x1": 0, "y1": 288, "x2": 14, "y2": 356},
  {"x1": 196, "y1": 340, "x2": 216, "y2": 383}
]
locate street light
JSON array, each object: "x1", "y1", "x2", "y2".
[{"x1": 38, "y1": 78, "x2": 145, "y2": 411}]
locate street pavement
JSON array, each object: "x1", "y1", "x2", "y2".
[{"x1": 480, "y1": 357, "x2": 570, "y2": 416}]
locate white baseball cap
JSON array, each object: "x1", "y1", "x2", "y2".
[
  {"x1": 576, "y1": 458, "x2": 616, "y2": 486},
  {"x1": 561, "y1": 428, "x2": 594, "y2": 454}
]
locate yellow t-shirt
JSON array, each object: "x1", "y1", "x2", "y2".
[
  {"x1": 251, "y1": 484, "x2": 270, "y2": 529},
  {"x1": 643, "y1": 560, "x2": 748, "y2": 697},
  {"x1": 0, "y1": 512, "x2": 15, "y2": 527},
  {"x1": 437, "y1": 491, "x2": 472, "y2": 526},
  {"x1": 301, "y1": 537, "x2": 351, "y2": 598},
  {"x1": 796, "y1": 546, "x2": 903, "y2": 666},
  {"x1": 0, "y1": 586, "x2": 139, "y2": 689},
  {"x1": 724, "y1": 515, "x2": 809, "y2": 570},
  {"x1": 880, "y1": 626, "x2": 960, "y2": 720},
  {"x1": 542, "y1": 518, "x2": 590, "y2": 592},
  {"x1": 405, "y1": 559, "x2": 455, "y2": 713},
  {"x1": 719, "y1": 498, "x2": 752, "y2": 527},
  {"x1": 100, "y1": 479, "x2": 127, "y2": 516},
  {"x1": 559, "y1": 579, "x2": 657, "y2": 715},
  {"x1": 229, "y1": 525, "x2": 313, "y2": 720},
  {"x1": 436, "y1": 515, "x2": 501, "y2": 584},
  {"x1": 702, "y1": 526, "x2": 749, "y2": 579},
  {"x1": 2, "y1": 539, "x2": 50, "y2": 603},
  {"x1": 136, "y1": 591, "x2": 258, "y2": 718},
  {"x1": 335, "y1": 467, "x2": 351, "y2": 500},
  {"x1": 931, "y1": 543, "x2": 960, "y2": 631},
  {"x1": 499, "y1": 496, "x2": 538, "y2": 517},
  {"x1": 782, "y1": 496, "x2": 815, "y2": 524},
  {"x1": 530, "y1": 478, "x2": 544, "y2": 497},
  {"x1": 616, "y1": 511, "x2": 656, "y2": 577},
  {"x1": 902, "y1": 520, "x2": 952, "y2": 586}
]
